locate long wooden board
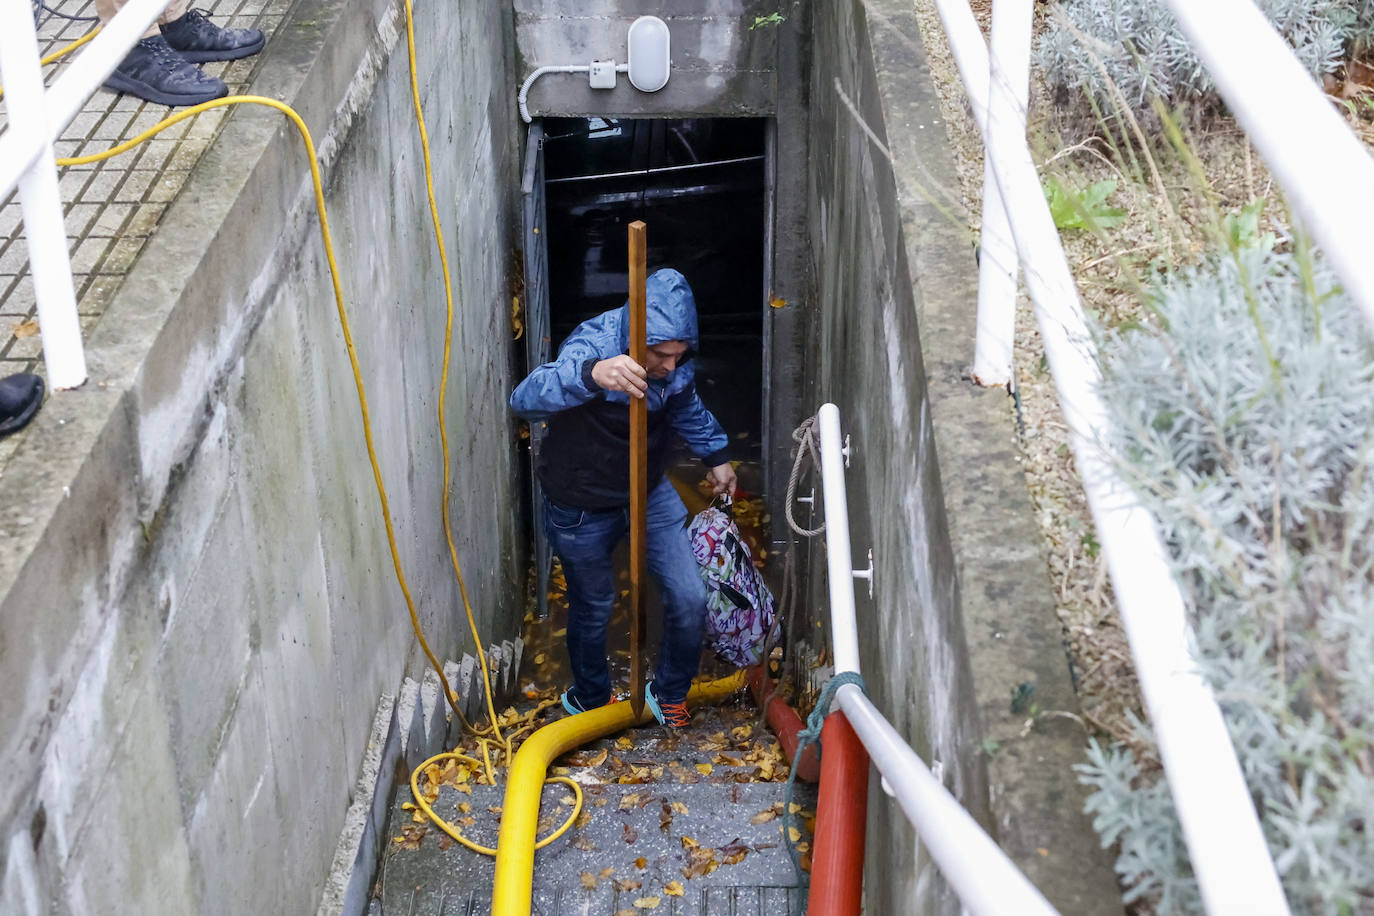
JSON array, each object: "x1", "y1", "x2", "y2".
[{"x1": 627, "y1": 220, "x2": 648, "y2": 719}]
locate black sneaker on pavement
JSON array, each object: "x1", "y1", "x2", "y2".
[
  {"x1": 0, "y1": 373, "x2": 44, "y2": 438},
  {"x1": 104, "y1": 36, "x2": 227, "y2": 107},
  {"x1": 161, "y1": 8, "x2": 265, "y2": 63}
]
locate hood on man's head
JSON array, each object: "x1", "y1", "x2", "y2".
[{"x1": 618, "y1": 268, "x2": 699, "y2": 351}]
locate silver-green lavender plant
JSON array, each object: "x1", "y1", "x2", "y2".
[
  {"x1": 1081, "y1": 231, "x2": 1374, "y2": 913},
  {"x1": 1038, "y1": 0, "x2": 1374, "y2": 114}
]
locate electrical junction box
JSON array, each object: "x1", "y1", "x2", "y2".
[{"x1": 588, "y1": 59, "x2": 617, "y2": 89}]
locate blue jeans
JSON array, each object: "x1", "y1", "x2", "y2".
[{"x1": 544, "y1": 478, "x2": 706, "y2": 707}]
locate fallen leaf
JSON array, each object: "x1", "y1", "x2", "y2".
[
  {"x1": 659, "y1": 800, "x2": 673, "y2": 832},
  {"x1": 616, "y1": 736, "x2": 634, "y2": 750},
  {"x1": 632, "y1": 897, "x2": 660, "y2": 909},
  {"x1": 619, "y1": 793, "x2": 642, "y2": 811},
  {"x1": 664, "y1": 880, "x2": 685, "y2": 897},
  {"x1": 622, "y1": 823, "x2": 639, "y2": 844},
  {"x1": 572, "y1": 835, "x2": 596, "y2": 851},
  {"x1": 588, "y1": 747, "x2": 609, "y2": 767},
  {"x1": 615, "y1": 911, "x2": 636, "y2": 916},
  {"x1": 12, "y1": 319, "x2": 38, "y2": 339},
  {"x1": 719, "y1": 839, "x2": 749, "y2": 866},
  {"x1": 599, "y1": 866, "x2": 616, "y2": 879},
  {"x1": 613, "y1": 878, "x2": 642, "y2": 893},
  {"x1": 635, "y1": 857, "x2": 648, "y2": 869},
  {"x1": 581, "y1": 872, "x2": 598, "y2": 890},
  {"x1": 680, "y1": 836, "x2": 698, "y2": 849},
  {"x1": 458, "y1": 802, "x2": 471, "y2": 813},
  {"x1": 769, "y1": 296, "x2": 787, "y2": 309},
  {"x1": 750, "y1": 808, "x2": 779, "y2": 825},
  {"x1": 695, "y1": 763, "x2": 712, "y2": 775},
  {"x1": 788, "y1": 826, "x2": 802, "y2": 842},
  {"x1": 671, "y1": 801, "x2": 688, "y2": 815}
]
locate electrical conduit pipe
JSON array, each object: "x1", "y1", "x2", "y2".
[
  {"x1": 490, "y1": 671, "x2": 747, "y2": 916},
  {"x1": 809, "y1": 711, "x2": 868, "y2": 916}
]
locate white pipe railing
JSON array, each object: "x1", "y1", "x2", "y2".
[
  {"x1": 927, "y1": 1, "x2": 1290, "y2": 912},
  {"x1": 971, "y1": 0, "x2": 1032, "y2": 387},
  {"x1": 0, "y1": 0, "x2": 168, "y2": 390},
  {"x1": 1162, "y1": 0, "x2": 1374, "y2": 333},
  {"x1": 814, "y1": 403, "x2": 1059, "y2": 916}
]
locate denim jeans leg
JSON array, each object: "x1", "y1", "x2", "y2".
[
  {"x1": 544, "y1": 497, "x2": 625, "y2": 708},
  {"x1": 645, "y1": 478, "x2": 707, "y2": 705}
]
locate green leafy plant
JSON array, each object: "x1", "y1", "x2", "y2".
[
  {"x1": 1045, "y1": 176, "x2": 1128, "y2": 231},
  {"x1": 750, "y1": 12, "x2": 785, "y2": 30}
]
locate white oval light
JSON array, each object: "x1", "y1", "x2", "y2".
[{"x1": 627, "y1": 16, "x2": 670, "y2": 92}]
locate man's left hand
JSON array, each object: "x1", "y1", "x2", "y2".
[{"x1": 706, "y1": 462, "x2": 737, "y2": 500}]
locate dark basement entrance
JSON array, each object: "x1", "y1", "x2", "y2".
[{"x1": 521, "y1": 117, "x2": 771, "y2": 616}]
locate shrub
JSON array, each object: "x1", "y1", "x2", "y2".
[
  {"x1": 1080, "y1": 229, "x2": 1374, "y2": 912},
  {"x1": 1037, "y1": 0, "x2": 1374, "y2": 115}
]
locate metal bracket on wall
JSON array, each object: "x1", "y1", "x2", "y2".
[
  {"x1": 852, "y1": 547, "x2": 874, "y2": 599},
  {"x1": 842, "y1": 434, "x2": 852, "y2": 467}
]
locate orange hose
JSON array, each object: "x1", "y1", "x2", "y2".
[{"x1": 808, "y1": 711, "x2": 869, "y2": 915}]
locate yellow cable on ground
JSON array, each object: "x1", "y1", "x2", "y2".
[
  {"x1": 0, "y1": 26, "x2": 101, "y2": 101},
  {"x1": 491, "y1": 672, "x2": 748, "y2": 916},
  {"x1": 408, "y1": 750, "x2": 583, "y2": 856}
]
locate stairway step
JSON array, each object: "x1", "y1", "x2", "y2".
[{"x1": 379, "y1": 780, "x2": 816, "y2": 915}]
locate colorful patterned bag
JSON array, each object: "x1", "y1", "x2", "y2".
[{"x1": 688, "y1": 505, "x2": 776, "y2": 667}]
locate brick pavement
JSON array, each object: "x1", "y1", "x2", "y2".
[{"x1": 0, "y1": 0, "x2": 288, "y2": 390}]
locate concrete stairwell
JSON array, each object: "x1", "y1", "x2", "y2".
[{"x1": 372, "y1": 696, "x2": 817, "y2": 915}]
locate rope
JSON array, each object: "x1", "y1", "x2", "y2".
[
  {"x1": 784, "y1": 415, "x2": 826, "y2": 537},
  {"x1": 782, "y1": 670, "x2": 867, "y2": 898}
]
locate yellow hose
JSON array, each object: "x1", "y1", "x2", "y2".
[
  {"x1": 490, "y1": 672, "x2": 748, "y2": 916},
  {"x1": 0, "y1": 27, "x2": 101, "y2": 101}
]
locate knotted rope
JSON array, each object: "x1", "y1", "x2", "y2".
[{"x1": 785, "y1": 415, "x2": 826, "y2": 538}]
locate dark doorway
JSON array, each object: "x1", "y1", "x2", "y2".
[{"x1": 540, "y1": 117, "x2": 767, "y2": 461}]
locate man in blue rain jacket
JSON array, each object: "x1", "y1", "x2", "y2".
[{"x1": 510, "y1": 269, "x2": 737, "y2": 728}]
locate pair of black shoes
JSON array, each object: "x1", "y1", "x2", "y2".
[{"x1": 104, "y1": 9, "x2": 265, "y2": 107}]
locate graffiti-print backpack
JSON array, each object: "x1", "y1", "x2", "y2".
[{"x1": 688, "y1": 505, "x2": 776, "y2": 667}]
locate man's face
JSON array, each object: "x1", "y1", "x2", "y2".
[{"x1": 644, "y1": 341, "x2": 689, "y2": 379}]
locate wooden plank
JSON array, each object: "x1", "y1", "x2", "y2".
[{"x1": 627, "y1": 219, "x2": 648, "y2": 719}]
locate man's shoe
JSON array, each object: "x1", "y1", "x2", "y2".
[
  {"x1": 560, "y1": 689, "x2": 617, "y2": 716},
  {"x1": 104, "y1": 36, "x2": 227, "y2": 107},
  {"x1": 644, "y1": 681, "x2": 690, "y2": 729},
  {"x1": 0, "y1": 373, "x2": 43, "y2": 437},
  {"x1": 161, "y1": 8, "x2": 265, "y2": 63}
]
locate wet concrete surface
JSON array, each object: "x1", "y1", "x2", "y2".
[{"x1": 375, "y1": 700, "x2": 816, "y2": 915}]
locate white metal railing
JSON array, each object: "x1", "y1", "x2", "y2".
[
  {"x1": 0, "y1": 0, "x2": 171, "y2": 389},
  {"x1": 929, "y1": 0, "x2": 1293, "y2": 912},
  {"x1": 814, "y1": 403, "x2": 1058, "y2": 916}
]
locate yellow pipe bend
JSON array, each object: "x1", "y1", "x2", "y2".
[{"x1": 490, "y1": 671, "x2": 747, "y2": 916}]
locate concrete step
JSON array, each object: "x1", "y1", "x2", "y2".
[{"x1": 377, "y1": 701, "x2": 817, "y2": 916}]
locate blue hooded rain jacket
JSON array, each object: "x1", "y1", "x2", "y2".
[{"x1": 510, "y1": 269, "x2": 731, "y2": 509}]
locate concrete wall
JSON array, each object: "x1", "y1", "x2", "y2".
[
  {"x1": 805, "y1": 0, "x2": 1121, "y2": 912},
  {"x1": 514, "y1": 0, "x2": 781, "y2": 118},
  {"x1": 0, "y1": 0, "x2": 522, "y2": 910}
]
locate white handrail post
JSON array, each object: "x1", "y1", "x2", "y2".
[
  {"x1": 0, "y1": 0, "x2": 88, "y2": 389},
  {"x1": 816, "y1": 403, "x2": 861, "y2": 675},
  {"x1": 972, "y1": 0, "x2": 1032, "y2": 388}
]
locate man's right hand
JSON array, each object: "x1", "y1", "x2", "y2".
[{"x1": 591, "y1": 355, "x2": 648, "y2": 398}]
